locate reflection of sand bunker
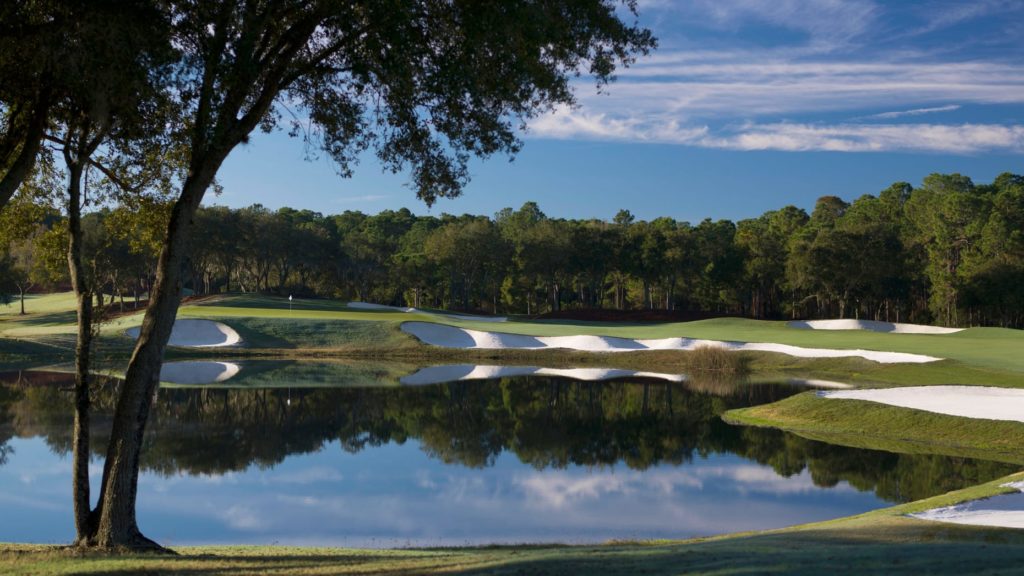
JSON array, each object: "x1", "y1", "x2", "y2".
[
  {"x1": 789, "y1": 319, "x2": 962, "y2": 334},
  {"x1": 911, "y1": 481, "x2": 1024, "y2": 529},
  {"x1": 401, "y1": 365, "x2": 686, "y2": 385},
  {"x1": 348, "y1": 301, "x2": 507, "y2": 322},
  {"x1": 126, "y1": 319, "x2": 242, "y2": 347},
  {"x1": 824, "y1": 386, "x2": 1024, "y2": 422},
  {"x1": 401, "y1": 322, "x2": 941, "y2": 364},
  {"x1": 160, "y1": 361, "x2": 240, "y2": 384}
]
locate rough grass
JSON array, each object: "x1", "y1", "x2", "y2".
[
  {"x1": 5, "y1": 473, "x2": 1024, "y2": 575},
  {"x1": 726, "y1": 392, "x2": 1024, "y2": 465}
]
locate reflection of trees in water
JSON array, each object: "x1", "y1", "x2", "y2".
[{"x1": 0, "y1": 371, "x2": 1016, "y2": 503}]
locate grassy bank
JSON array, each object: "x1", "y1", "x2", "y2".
[
  {"x1": 4, "y1": 472, "x2": 1024, "y2": 575},
  {"x1": 726, "y1": 392, "x2": 1024, "y2": 465}
]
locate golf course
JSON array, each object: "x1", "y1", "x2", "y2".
[
  {"x1": 4, "y1": 0, "x2": 1024, "y2": 572},
  {"x1": 3, "y1": 291, "x2": 1024, "y2": 574}
]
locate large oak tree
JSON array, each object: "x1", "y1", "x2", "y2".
[{"x1": 88, "y1": 0, "x2": 655, "y2": 550}]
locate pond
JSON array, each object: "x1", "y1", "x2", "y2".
[{"x1": 0, "y1": 362, "x2": 1014, "y2": 547}]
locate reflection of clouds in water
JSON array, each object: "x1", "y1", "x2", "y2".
[
  {"x1": 515, "y1": 465, "x2": 833, "y2": 509},
  {"x1": 517, "y1": 472, "x2": 634, "y2": 509},
  {"x1": 260, "y1": 466, "x2": 344, "y2": 485},
  {"x1": 220, "y1": 504, "x2": 266, "y2": 530},
  {"x1": 695, "y1": 466, "x2": 855, "y2": 496},
  {"x1": 17, "y1": 460, "x2": 70, "y2": 485},
  {"x1": 0, "y1": 438, "x2": 883, "y2": 546},
  {"x1": 415, "y1": 469, "x2": 437, "y2": 489}
]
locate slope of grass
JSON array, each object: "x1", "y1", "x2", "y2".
[
  {"x1": 726, "y1": 391, "x2": 1024, "y2": 465},
  {"x1": 5, "y1": 472, "x2": 1024, "y2": 575}
]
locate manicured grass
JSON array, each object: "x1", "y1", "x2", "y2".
[
  {"x1": 4, "y1": 293, "x2": 1024, "y2": 385},
  {"x1": 5, "y1": 472, "x2": 1024, "y2": 575},
  {"x1": 183, "y1": 295, "x2": 1024, "y2": 373},
  {"x1": 726, "y1": 391, "x2": 1024, "y2": 465}
]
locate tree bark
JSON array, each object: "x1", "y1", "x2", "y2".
[
  {"x1": 66, "y1": 161, "x2": 94, "y2": 544},
  {"x1": 93, "y1": 158, "x2": 222, "y2": 550}
]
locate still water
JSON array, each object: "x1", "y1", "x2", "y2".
[{"x1": 0, "y1": 363, "x2": 1013, "y2": 546}]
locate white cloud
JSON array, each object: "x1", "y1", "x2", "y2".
[
  {"x1": 703, "y1": 122, "x2": 1024, "y2": 153},
  {"x1": 864, "y1": 105, "x2": 961, "y2": 119},
  {"x1": 531, "y1": 104, "x2": 1024, "y2": 154},
  {"x1": 525, "y1": 44, "x2": 1024, "y2": 154}
]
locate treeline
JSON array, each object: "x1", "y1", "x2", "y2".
[{"x1": 4, "y1": 172, "x2": 1023, "y2": 327}]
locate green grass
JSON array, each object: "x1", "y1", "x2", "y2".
[
  {"x1": 183, "y1": 295, "x2": 1024, "y2": 373},
  {"x1": 5, "y1": 472, "x2": 1024, "y2": 575},
  {"x1": 4, "y1": 293, "x2": 1024, "y2": 387},
  {"x1": 726, "y1": 391, "x2": 1024, "y2": 465},
  {"x1": 6, "y1": 292, "x2": 1024, "y2": 573}
]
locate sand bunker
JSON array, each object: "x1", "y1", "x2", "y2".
[
  {"x1": 823, "y1": 386, "x2": 1024, "y2": 422},
  {"x1": 401, "y1": 322, "x2": 941, "y2": 364},
  {"x1": 400, "y1": 364, "x2": 686, "y2": 385},
  {"x1": 789, "y1": 319, "x2": 962, "y2": 334},
  {"x1": 160, "y1": 361, "x2": 240, "y2": 385},
  {"x1": 911, "y1": 482, "x2": 1024, "y2": 529},
  {"x1": 348, "y1": 301, "x2": 507, "y2": 322},
  {"x1": 125, "y1": 319, "x2": 242, "y2": 348},
  {"x1": 786, "y1": 378, "x2": 853, "y2": 390}
]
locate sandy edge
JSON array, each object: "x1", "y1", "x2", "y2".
[
  {"x1": 125, "y1": 319, "x2": 242, "y2": 348},
  {"x1": 401, "y1": 322, "x2": 942, "y2": 364},
  {"x1": 789, "y1": 319, "x2": 963, "y2": 334},
  {"x1": 910, "y1": 482, "x2": 1024, "y2": 529},
  {"x1": 823, "y1": 385, "x2": 1024, "y2": 423}
]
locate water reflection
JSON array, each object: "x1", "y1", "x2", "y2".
[{"x1": 0, "y1": 367, "x2": 1015, "y2": 545}]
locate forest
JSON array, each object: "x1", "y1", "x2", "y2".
[{"x1": 3, "y1": 171, "x2": 1023, "y2": 328}]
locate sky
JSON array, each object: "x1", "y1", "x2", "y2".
[{"x1": 213, "y1": 0, "x2": 1024, "y2": 223}]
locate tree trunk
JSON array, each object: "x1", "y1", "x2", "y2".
[
  {"x1": 66, "y1": 162, "x2": 94, "y2": 544},
  {"x1": 18, "y1": 286, "x2": 25, "y2": 315},
  {"x1": 92, "y1": 159, "x2": 221, "y2": 550}
]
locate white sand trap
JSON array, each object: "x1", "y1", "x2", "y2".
[
  {"x1": 160, "y1": 361, "x2": 240, "y2": 385},
  {"x1": 125, "y1": 319, "x2": 242, "y2": 348},
  {"x1": 789, "y1": 319, "x2": 963, "y2": 334},
  {"x1": 911, "y1": 482, "x2": 1024, "y2": 529},
  {"x1": 401, "y1": 322, "x2": 941, "y2": 364},
  {"x1": 400, "y1": 364, "x2": 685, "y2": 385},
  {"x1": 786, "y1": 378, "x2": 853, "y2": 390},
  {"x1": 823, "y1": 386, "x2": 1024, "y2": 422},
  {"x1": 348, "y1": 301, "x2": 507, "y2": 322}
]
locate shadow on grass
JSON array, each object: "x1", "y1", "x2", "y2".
[{"x1": 24, "y1": 524, "x2": 1024, "y2": 575}]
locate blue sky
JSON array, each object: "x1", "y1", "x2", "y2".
[{"x1": 213, "y1": 0, "x2": 1024, "y2": 223}]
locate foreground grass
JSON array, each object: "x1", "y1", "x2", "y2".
[{"x1": 5, "y1": 473, "x2": 1024, "y2": 575}]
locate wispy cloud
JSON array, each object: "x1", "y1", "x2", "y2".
[
  {"x1": 525, "y1": 41, "x2": 1024, "y2": 155},
  {"x1": 909, "y1": 0, "x2": 1022, "y2": 36},
  {"x1": 532, "y1": 105, "x2": 1024, "y2": 154},
  {"x1": 863, "y1": 105, "x2": 961, "y2": 119},
  {"x1": 679, "y1": 0, "x2": 880, "y2": 51}
]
